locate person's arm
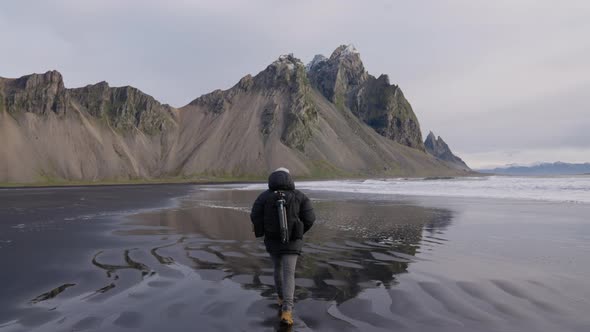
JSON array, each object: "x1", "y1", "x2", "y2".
[
  {"x1": 250, "y1": 191, "x2": 267, "y2": 237},
  {"x1": 299, "y1": 194, "x2": 315, "y2": 234}
]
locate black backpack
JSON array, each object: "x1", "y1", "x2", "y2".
[{"x1": 262, "y1": 190, "x2": 303, "y2": 242}]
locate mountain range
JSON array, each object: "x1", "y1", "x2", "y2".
[
  {"x1": 477, "y1": 162, "x2": 590, "y2": 175},
  {"x1": 0, "y1": 45, "x2": 471, "y2": 183}
]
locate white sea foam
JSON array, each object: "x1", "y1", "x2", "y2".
[
  {"x1": 198, "y1": 202, "x2": 251, "y2": 213},
  {"x1": 235, "y1": 176, "x2": 590, "y2": 204}
]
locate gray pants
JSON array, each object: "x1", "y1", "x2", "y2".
[{"x1": 270, "y1": 253, "x2": 298, "y2": 311}]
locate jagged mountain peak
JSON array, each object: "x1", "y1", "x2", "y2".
[
  {"x1": 424, "y1": 132, "x2": 469, "y2": 170},
  {"x1": 197, "y1": 53, "x2": 308, "y2": 105},
  {"x1": 330, "y1": 44, "x2": 360, "y2": 59},
  {"x1": 328, "y1": 44, "x2": 366, "y2": 73},
  {"x1": 327, "y1": 44, "x2": 366, "y2": 80},
  {"x1": 248, "y1": 53, "x2": 308, "y2": 92},
  {"x1": 273, "y1": 53, "x2": 304, "y2": 69},
  {"x1": 306, "y1": 54, "x2": 327, "y2": 72},
  {"x1": 307, "y1": 45, "x2": 423, "y2": 150},
  {"x1": 426, "y1": 131, "x2": 436, "y2": 141},
  {"x1": 307, "y1": 45, "x2": 367, "y2": 104},
  {"x1": 424, "y1": 132, "x2": 448, "y2": 150},
  {"x1": 21, "y1": 69, "x2": 63, "y2": 81},
  {"x1": 306, "y1": 44, "x2": 364, "y2": 74},
  {"x1": 12, "y1": 70, "x2": 64, "y2": 90},
  {"x1": 376, "y1": 74, "x2": 391, "y2": 85},
  {"x1": 94, "y1": 81, "x2": 110, "y2": 88}
]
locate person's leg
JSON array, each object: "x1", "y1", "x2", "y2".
[
  {"x1": 270, "y1": 253, "x2": 283, "y2": 301},
  {"x1": 280, "y1": 254, "x2": 298, "y2": 312}
]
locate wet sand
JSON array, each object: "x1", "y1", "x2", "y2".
[{"x1": 1, "y1": 184, "x2": 589, "y2": 331}]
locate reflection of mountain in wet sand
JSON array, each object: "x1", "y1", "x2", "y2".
[{"x1": 116, "y1": 189, "x2": 453, "y2": 305}]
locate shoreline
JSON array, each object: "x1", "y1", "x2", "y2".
[
  {"x1": 0, "y1": 172, "x2": 485, "y2": 189},
  {"x1": 0, "y1": 177, "x2": 265, "y2": 189}
]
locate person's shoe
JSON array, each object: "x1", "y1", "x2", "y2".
[{"x1": 280, "y1": 311, "x2": 293, "y2": 325}]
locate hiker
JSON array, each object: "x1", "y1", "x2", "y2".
[{"x1": 250, "y1": 167, "x2": 316, "y2": 326}]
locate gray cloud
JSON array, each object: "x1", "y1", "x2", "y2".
[{"x1": 1, "y1": 0, "x2": 588, "y2": 166}]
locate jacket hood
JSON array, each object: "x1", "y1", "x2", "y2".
[{"x1": 268, "y1": 170, "x2": 295, "y2": 191}]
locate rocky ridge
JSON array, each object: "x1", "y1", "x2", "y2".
[
  {"x1": 0, "y1": 71, "x2": 175, "y2": 135},
  {"x1": 69, "y1": 82, "x2": 175, "y2": 135},
  {"x1": 424, "y1": 132, "x2": 470, "y2": 170},
  {"x1": 1, "y1": 70, "x2": 68, "y2": 115}
]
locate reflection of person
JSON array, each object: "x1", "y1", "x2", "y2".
[{"x1": 250, "y1": 167, "x2": 316, "y2": 326}]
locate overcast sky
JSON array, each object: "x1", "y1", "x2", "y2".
[{"x1": 1, "y1": 0, "x2": 588, "y2": 168}]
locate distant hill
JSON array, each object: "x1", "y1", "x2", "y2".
[{"x1": 478, "y1": 162, "x2": 590, "y2": 175}]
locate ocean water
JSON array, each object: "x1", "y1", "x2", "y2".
[{"x1": 239, "y1": 175, "x2": 590, "y2": 204}]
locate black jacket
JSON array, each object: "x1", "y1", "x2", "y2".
[{"x1": 250, "y1": 171, "x2": 315, "y2": 255}]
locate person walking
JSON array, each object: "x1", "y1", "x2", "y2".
[{"x1": 250, "y1": 167, "x2": 316, "y2": 326}]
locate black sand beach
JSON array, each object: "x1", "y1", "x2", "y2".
[{"x1": 1, "y1": 184, "x2": 589, "y2": 331}]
